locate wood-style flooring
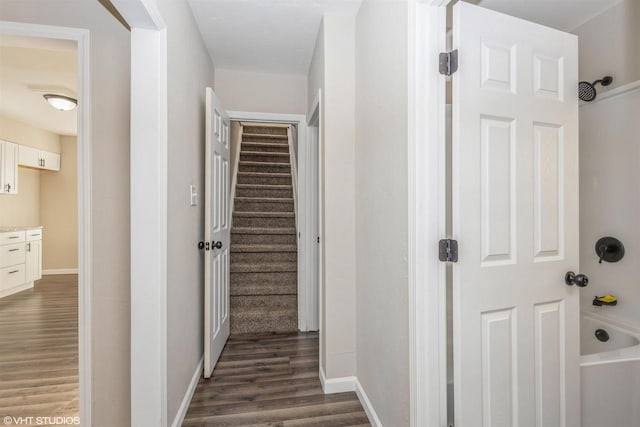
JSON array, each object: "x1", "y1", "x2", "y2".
[
  {"x1": 0, "y1": 275, "x2": 79, "y2": 424},
  {"x1": 183, "y1": 333, "x2": 370, "y2": 426}
]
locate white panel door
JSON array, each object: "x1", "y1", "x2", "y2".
[
  {"x1": 41, "y1": 150, "x2": 61, "y2": 171},
  {"x1": 204, "y1": 87, "x2": 231, "y2": 377},
  {"x1": 18, "y1": 145, "x2": 41, "y2": 169},
  {"x1": 1, "y1": 141, "x2": 18, "y2": 194},
  {"x1": 452, "y1": 3, "x2": 580, "y2": 427},
  {"x1": 25, "y1": 240, "x2": 42, "y2": 283}
]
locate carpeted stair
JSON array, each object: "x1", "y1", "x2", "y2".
[{"x1": 230, "y1": 125, "x2": 298, "y2": 334}]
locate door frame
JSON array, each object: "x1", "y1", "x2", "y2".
[
  {"x1": 226, "y1": 111, "x2": 314, "y2": 331},
  {"x1": 408, "y1": 1, "x2": 451, "y2": 426},
  {"x1": 0, "y1": 21, "x2": 93, "y2": 425}
]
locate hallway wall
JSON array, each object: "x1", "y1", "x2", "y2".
[
  {"x1": 307, "y1": 15, "x2": 357, "y2": 380},
  {"x1": 155, "y1": 0, "x2": 217, "y2": 423},
  {"x1": 215, "y1": 68, "x2": 307, "y2": 115},
  {"x1": 354, "y1": 0, "x2": 410, "y2": 425},
  {"x1": 0, "y1": 2, "x2": 131, "y2": 426}
]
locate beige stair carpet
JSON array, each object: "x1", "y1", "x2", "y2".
[{"x1": 230, "y1": 125, "x2": 298, "y2": 334}]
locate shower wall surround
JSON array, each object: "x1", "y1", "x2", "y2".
[{"x1": 579, "y1": 86, "x2": 640, "y2": 328}]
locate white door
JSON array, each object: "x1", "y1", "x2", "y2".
[
  {"x1": 41, "y1": 151, "x2": 61, "y2": 171},
  {"x1": 18, "y1": 145, "x2": 41, "y2": 169},
  {"x1": 204, "y1": 88, "x2": 231, "y2": 377},
  {"x1": 452, "y1": 3, "x2": 580, "y2": 427},
  {"x1": 1, "y1": 141, "x2": 18, "y2": 194}
]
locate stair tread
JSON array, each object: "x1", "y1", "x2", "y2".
[
  {"x1": 235, "y1": 196, "x2": 293, "y2": 202},
  {"x1": 236, "y1": 184, "x2": 292, "y2": 189},
  {"x1": 233, "y1": 211, "x2": 294, "y2": 218},
  {"x1": 240, "y1": 151, "x2": 290, "y2": 157},
  {"x1": 232, "y1": 227, "x2": 296, "y2": 235},
  {"x1": 231, "y1": 262, "x2": 297, "y2": 273},
  {"x1": 242, "y1": 133, "x2": 288, "y2": 138},
  {"x1": 231, "y1": 244, "x2": 297, "y2": 253},
  {"x1": 239, "y1": 161, "x2": 291, "y2": 167},
  {"x1": 238, "y1": 172, "x2": 291, "y2": 177},
  {"x1": 242, "y1": 142, "x2": 289, "y2": 147}
]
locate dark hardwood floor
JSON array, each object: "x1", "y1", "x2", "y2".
[
  {"x1": 183, "y1": 333, "x2": 370, "y2": 426},
  {"x1": 0, "y1": 275, "x2": 79, "y2": 425}
]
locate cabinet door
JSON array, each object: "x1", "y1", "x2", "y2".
[
  {"x1": 1, "y1": 141, "x2": 18, "y2": 194},
  {"x1": 25, "y1": 240, "x2": 42, "y2": 283},
  {"x1": 41, "y1": 150, "x2": 61, "y2": 171},
  {"x1": 18, "y1": 145, "x2": 41, "y2": 169}
]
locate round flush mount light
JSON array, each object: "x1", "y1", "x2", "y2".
[{"x1": 43, "y1": 94, "x2": 77, "y2": 111}]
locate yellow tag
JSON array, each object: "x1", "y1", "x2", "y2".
[{"x1": 598, "y1": 295, "x2": 617, "y2": 303}]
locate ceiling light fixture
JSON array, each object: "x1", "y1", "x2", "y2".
[{"x1": 43, "y1": 94, "x2": 77, "y2": 111}]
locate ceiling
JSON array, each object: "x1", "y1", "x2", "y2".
[
  {"x1": 475, "y1": 0, "x2": 623, "y2": 31},
  {"x1": 0, "y1": 35, "x2": 77, "y2": 136},
  {"x1": 187, "y1": 0, "x2": 362, "y2": 75}
]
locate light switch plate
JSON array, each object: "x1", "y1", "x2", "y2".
[{"x1": 190, "y1": 185, "x2": 198, "y2": 206}]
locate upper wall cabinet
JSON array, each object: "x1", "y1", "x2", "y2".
[
  {"x1": 0, "y1": 140, "x2": 18, "y2": 195},
  {"x1": 18, "y1": 145, "x2": 61, "y2": 172}
]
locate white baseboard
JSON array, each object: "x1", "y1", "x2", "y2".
[
  {"x1": 171, "y1": 355, "x2": 203, "y2": 427},
  {"x1": 319, "y1": 368, "x2": 383, "y2": 427},
  {"x1": 42, "y1": 268, "x2": 78, "y2": 275}
]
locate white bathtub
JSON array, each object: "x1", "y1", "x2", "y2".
[{"x1": 580, "y1": 311, "x2": 640, "y2": 427}]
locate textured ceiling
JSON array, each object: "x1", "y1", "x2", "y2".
[
  {"x1": 187, "y1": 0, "x2": 362, "y2": 75},
  {"x1": 0, "y1": 35, "x2": 77, "y2": 136}
]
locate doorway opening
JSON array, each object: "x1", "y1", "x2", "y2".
[{"x1": 0, "y1": 24, "x2": 91, "y2": 425}]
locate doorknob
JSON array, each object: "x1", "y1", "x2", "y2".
[
  {"x1": 212, "y1": 241, "x2": 223, "y2": 250},
  {"x1": 565, "y1": 271, "x2": 589, "y2": 287}
]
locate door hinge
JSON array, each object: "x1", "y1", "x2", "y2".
[
  {"x1": 439, "y1": 239, "x2": 458, "y2": 262},
  {"x1": 439, "y1": 50, "x2": 458, "y2": 76}
]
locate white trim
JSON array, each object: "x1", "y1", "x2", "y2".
[
  {"x1": 409, "y1": 1, "x2": 450, "y2": 427},
  {"x1": 226, "y1": 111, "x2": 312, "y2": 332},
  {"x1": 319, "y1": 369, "x2": 383, "y2": 427},
  {"x1": 287, "y1": 124, "x2": 299, "y2": 233},
  {"x1": 580, "y1": 80, "x2": 640, "y2": 107},
  {"x1": 170, "y1": 356, "x2": 203, "y2": 427},
  {"x1": 129, "y1": 26, "x2": 168, "y2": 427},
  {"x1": 111, "y1": 0, "x2": 166, "y2": 30},
  {"x1": 42, "y1": 268, "x2": 79, "y2": 275},
  {"x1": 319, "y1": 367, "x2": 356, "y2": 394},
  {"x1": 354, "y1": 379, "x2": 384, "y2": 427},
  {"x1": 228, "y1": 123, "x2": 242, "y2": 227},
  {"x1": 0, "y1": 21, "x2": 92, "y2": 427}
]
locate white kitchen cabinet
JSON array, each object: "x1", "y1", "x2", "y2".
[
  {"x1": 0, "y1": 140, "x2": 19, "y2": 195},
  {"x1": 25, "y1": 239, "x2": 42, "y2": 283},
  {"x1": 0, "y1": 228, "x2": 43, "y2": 298},
  {"x1": 18, "y1": 145, "x2": 61, "y2": 172}
]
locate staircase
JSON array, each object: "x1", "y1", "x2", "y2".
[{"x1": 230, "y1": 124, "x2": 298, "y2": 334}]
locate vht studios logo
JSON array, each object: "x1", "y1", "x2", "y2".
[{"x1": 3, "y1": 416, "x2": 80, "y2": 425}]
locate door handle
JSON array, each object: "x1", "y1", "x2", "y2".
[
  {"x1": 565, "y1": 271, "x2": 589, "y2": 287},
  {"x1": 212, "y1": 241, "x2": 223, "y2": 250}
]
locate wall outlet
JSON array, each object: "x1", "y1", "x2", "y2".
[{"x1": 190, "y1": 185, "x2": 198, "y2": 206}]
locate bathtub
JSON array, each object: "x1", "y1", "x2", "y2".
[{"x1": 580, "y1": 311, "x2": 640, "y2": 427}]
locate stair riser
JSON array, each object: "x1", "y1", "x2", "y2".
[
  {"x1": 237, "y1": 174, "x2": 291, "y2": 186},
  {"x1": 234, "y1": 200, "x2": 294, "y2": 212},
  {"x1": 230, "y1": 311, "x2": 297, "y2": 334},
  {"x1": 242, "y1": 135, "x2": 288, "y2": 144},
  {"x1": 240, "y1": 153, "x2": 290, "y2": 164},
  {"x1": 236, "y1": 187, "x2": 293, "y2": 198},
  {"x1": 243, "y1": 126, "x2": 288, "y2": 136},
  {"x1": 231, "y1": 251, "x2": 297, "y2": 264},
  {"x1": 233, "y1": 216, "x2": 295, "y2": 228},
  {"x1": 241, "y1": 143, "x2": 289, "y2": 153},
  {"x1": 238, "y1": 164, "x2": 291, "y2": 174},
  {"x1": 230, "y1": 271, "x2": 296, "y2": 286},
  {"x1": 231, "y1": 294, "x2": 297, "y2": 310},
  {"x1": 231, "y1": 281, "x2": 297, "y2": 296},
  {"x1": 231, "y1": 233, "x2": 296, "y2": 245}
]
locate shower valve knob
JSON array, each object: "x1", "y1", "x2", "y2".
[{"x1": 565, "y1": 271, "x2": 589, "y2": 287}]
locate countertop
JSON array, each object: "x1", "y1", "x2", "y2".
[{"x1": 0, "y1": 226, "x2": 43, "y2": 232}]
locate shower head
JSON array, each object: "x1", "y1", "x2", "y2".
[{"x1": 579, "y1": 76, "x2": 613, "y2": 102}]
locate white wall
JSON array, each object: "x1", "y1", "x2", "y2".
[
  {"x1": 215, "y1": 68, "x2": 307, "y2": 114},
  {"x1": 572, "y1": 0, "x2": 640, "y2": 91},
  {"x1": 579, "y1": 88, "x2": 640, "y2": 328},
  {"x1": 155, "y1": 0, "x2": 216, "y2": 423},
  {"x1": 354, "y1": 0, "x2": 410, "y2": 425},
  {"x1": 307, "y1": 15, "x2": 358, "y2": 380},
  {"x1": 0, "y1": 3, "x2": 131, "y2": 426}
]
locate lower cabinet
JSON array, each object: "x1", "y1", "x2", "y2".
[
  {"x1": 0, "y1": 228, "x2": 43, "y2": 298},
  {"x1": 25, "y1": 239, "x2": 42, "y2": 283}
]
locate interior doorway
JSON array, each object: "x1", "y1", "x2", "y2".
[{"x1": 0, "y1": 23, "x2": 91, "y2": 425}]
